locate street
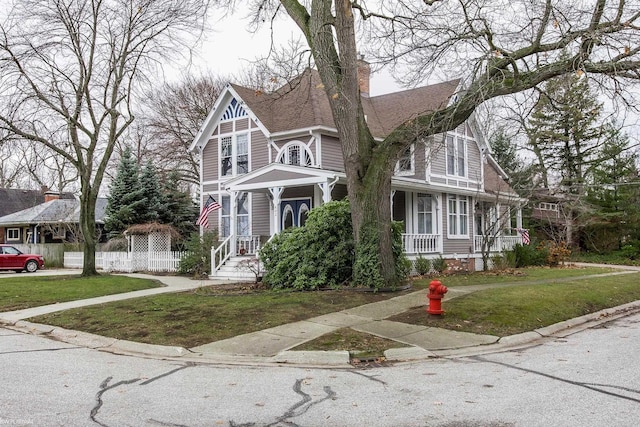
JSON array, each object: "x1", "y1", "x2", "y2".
[{"x1": 1, "y1": 313, "x2": 639, "y2": 427}]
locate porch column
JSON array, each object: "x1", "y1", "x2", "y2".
[
  {"x1": 268, "y1": 186, "x2": 284, "y2": 235},
  {"x1": 390, "y1": 190, "x2": 396, "y2": 220},
  {"x1": 230, "y1": 191, "x2": 238, "y2": 255},
  {"x1": 516, "y1": 206, "x2": 523, "y2": 229},
  {"x1": 317, "y1": 177, "x2": 338, "y2": 204}
]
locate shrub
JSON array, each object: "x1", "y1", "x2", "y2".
[
  {"x1": 620, "y1": 244, "x2": 640, "y2": 260},
  {"x1": 490, "y1": 253, "x2": 513, "y2": 271},
  {"x1": 260, "y1": 200, "x2": 354, "y2": 290},
  {"x1": 431, "y1": 255, "x2": 448, "y2": 274},
  {"x1": 513, "y1": 243, "x2": 547, "y2": 268},
  {"x1": 414, "y1": 255, "x2": 431, "y2": 276},
  {"x1": 260, "y1": 200, "x2": 409, "y2": 291},
  {"x1": 178, "y1": 231, "x2": 216, "y2": 278},
  {"x1": 545, "y1": 241, "x2": 572, "y2": 266}
]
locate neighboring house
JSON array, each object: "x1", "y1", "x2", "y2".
[
  {"x1": 0, "y1": 191, "x2": 108, "y2": 244},
  {"x1": 529, "y1": 188, "x2": 578, "y2": 245},
  {"x1": 0, "y1": 188, "x2": 75, "y2": 242},
  {"x1": 190, "y1": 64, "x2": 525, "y2": 275}
]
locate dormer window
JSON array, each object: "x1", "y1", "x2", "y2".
[{"x1": 278, "y1": 142, "x2": 314, "y2": 166}]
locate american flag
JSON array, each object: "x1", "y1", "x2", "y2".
[
  {"x1": 517, "y1": 228, "x2": 531, "y2": 245},
  {"x1": 196, "y1": 195, "x2": 221, "y2": 229}
]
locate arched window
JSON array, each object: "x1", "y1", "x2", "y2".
[
  {"x1": 282, "y1": 205, "x2": 294, "y2": 229},
  {"x1": 298, "y1": 203, "x2": 310, "y2": 227},
  {"x1": 277, "y1": 142, "x2": 314, "y2": 166}
]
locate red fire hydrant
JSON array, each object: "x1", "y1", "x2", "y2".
[{"x1": 427, "y1": 279, "x2": 448, "y2": 315}]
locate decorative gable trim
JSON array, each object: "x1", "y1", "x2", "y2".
[{"x1": 189, "y1": 85, "x2": 271, "y2": 153}]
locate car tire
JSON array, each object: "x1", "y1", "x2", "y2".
[{"x1": 25, "y1": 260, "x2": 39, "y2": 273}]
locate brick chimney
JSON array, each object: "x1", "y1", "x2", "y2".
[
  {"x1": 357, "y1": 56, "x2": 371, "y2": 97},
  {"x1": 44, "y1": 191, "x2": 60, "y2": 203}
]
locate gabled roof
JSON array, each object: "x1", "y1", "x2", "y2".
[
  {"x1": 0, "y1": 188, "x2": 74, "y2": 217},
  {"x1": 191, "y1": 69, "x2": 461, "y2": 149},
  {"x1": 223, "y1": 163, "x2": 341, "y2": 193},
  {"x1": 0, "y1": 198, "x2": 108, "y2": 226}
]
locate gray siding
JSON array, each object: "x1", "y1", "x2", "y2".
[
  {"x1": 251, "y1": 193, "x2": 271, "y2": 236},
  {"x1": 251, "y1": 130, "x2": 269, "y2": 169},
  {"x1": 236, "y1": 118, "x2": 249, "y2": 131},
  {"x1": 429, "y1": 133, "x2": 447, "y2": 175},
  {"x1": 467, "y1": 132, "x2": 482, "y2": 182},
  {"x1": 320, "y1": 135, "x2": 344, "y2": 171},
  {"x1": 442, "y1": 193, "x2": 474, "y2": 255},
  {"x1": 282, "y1": 186, "x2": 314, "y2": 200},
  {"x1": 203, "y1": 136, "x2": 218, "y2": 182}
]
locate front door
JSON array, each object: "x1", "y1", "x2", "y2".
[{"x1": 280, "y1": 198, "x2": 311, "y2": 230}]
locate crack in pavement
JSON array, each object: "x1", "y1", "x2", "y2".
[
  {"x1": 346, "y1": 370, "x2": 388, "y2": 386},
  {"x1": 140, "y1": 363, "x2": 196, "y2": 386},
  {"x1": 0, "y1": 346, "x2": 83, "y2": 355},
  {"x1": 90, "y1": 376, "x2": 141, "y2": 427},
  {"x1": 229, "y1": 378, "x2": 337, "y2": 427},
  {"x1": 471, "y1": 355, "x2": 640, "y2": 404}
]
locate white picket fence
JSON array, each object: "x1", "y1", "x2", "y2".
[{"x1": 64, "y1": 251, "x2": 186, "y2": 273}]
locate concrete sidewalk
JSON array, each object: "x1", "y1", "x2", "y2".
[{"x1": 2, "y1": 267, "x2": 640, "y2": 367}]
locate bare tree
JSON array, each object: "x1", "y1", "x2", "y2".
[
  {"x1": 218, "y1": 1, "x2": 640, "y2": 288},
  {"x1": 0, "y1": 0, "x2": 211, "y2": 275},
  {"x1": 143, "y1": 72, "x2": 227, "y2": 187}
]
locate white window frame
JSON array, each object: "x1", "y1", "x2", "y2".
[
  {"x1": 446, "y1": 133, "x2": 467, "y2": 177},
  {"x1": 236, "y1": 192, "x2": 250, "y2": 236},
  {"x1": 220, "y1": 133, "x2": 250, "y2": 177},
  {"x1": 539, "y1": 202, "x2": 559, "y2": 211},
  {"x1": 221, "y1": 195, "x2": 231, "y2": 237},
  {"x1": 277, "y1": 142, "x2": 314, "y2": 166},
  {"x1": 6, "y1": 228, "x2": 20, "y2": 241},
  {"x1": 395, "y1": 144, "x2": 415, "y2": 176},
  {"x1": 416, "y1": 193, "x2": 434, "y2": 234},
  {"x1": 447, "y1": 195, "x2": 469, "y2": 238}
]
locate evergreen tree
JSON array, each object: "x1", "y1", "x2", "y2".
[
  {"x1": 160, "y1": 170, "x2": 198, "y2": 240},
  {"x1": 584, "y1": 124, "x2": 640, "y2": 250},
  {"x1": 104, "y1": 147, "x2": 145, "y2": 238},
  {"x1": 528, "y1": 72, "x2": 606, "y2": 195},
  {"x1": 138, "y1": 160, "x2": 163, "y2": 223},
  {"x1": 489, "y1": 128, "x2": 534, "y2": 192}
]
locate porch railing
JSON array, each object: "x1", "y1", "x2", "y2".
[
  {"x1": 402, "y1": 234, "x2": 441, "y2": 254},
  {"x1": 474, "y1": 235, "x2": 523, "y2": 253},
  {"x1": 236, "y1": 235, "x2": 261, "y2": 256},
  {"x1": 211, "y1": 235, "x2": 233, "y2": 277}
]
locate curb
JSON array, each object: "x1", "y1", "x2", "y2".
[{"x1": 6, "y1": 300, "x2": 640, "y2": 367}]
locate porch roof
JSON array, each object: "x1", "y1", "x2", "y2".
[{"x1": 223, "y1": 163, "x2": 343, "y2": 193}]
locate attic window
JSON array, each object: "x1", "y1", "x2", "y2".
[
  {"x1": 221, "y1": 98, "x2": 247, "y2": 120},
  {"x1": 277, "y1": 142, "x2": 313, "y2": 166}
]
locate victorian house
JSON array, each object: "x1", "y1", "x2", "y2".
[{"x1": 190, "y1": 64, "x2": 525, "y2": 277}]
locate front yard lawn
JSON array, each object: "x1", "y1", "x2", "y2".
[
  {"x1": 27, "y1": 266, "x2": 633, "y2": 351},
  {"x1": 0, "y1": 275, "x2": 162, "y2": 312},
  {"x1": 389, "y1": 271, "x2": 640, "y2": 337}
]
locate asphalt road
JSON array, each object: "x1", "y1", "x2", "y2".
[{"x1": 2, "y1": 311, "x2": 640, "y2": 427}]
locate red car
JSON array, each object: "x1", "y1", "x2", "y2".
[{"x1": 0, "y1": 244, "x2": 45, "y2": 273}]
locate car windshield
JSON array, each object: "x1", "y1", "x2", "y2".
[{"x1": 2, "y1": 246, "x2": 22, "y2": 255}]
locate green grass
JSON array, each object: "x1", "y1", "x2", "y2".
[
  {"x1": 389, "y1": 271, "x2": 640, "y2": 337},
  {"x1": 21, "y1": 266, "x2": 638, "y2": 352},
  {"x1": 0, "y1": 275, "x2": 162, "y2": 311},
  {"x1": 293, "y1": 328, "x2": 408, "y2": 358},
  {"x1": 31, "y1": 288, "x2": 397, "y2": 347},
  {"x1": 571, "y1": 252, "x2": 640, "y2": 266},
  {"x1": 410, "y1": 266, "x2": 615, "y2": 289}
]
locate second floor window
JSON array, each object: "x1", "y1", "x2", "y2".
[
  {"x1": 396, "y1": 145, "x2": 414, "y2": 175},
  {"x1": 446, "y1": 134, "x2": 467, "y2": 177},
  {"x1": 277, "y1": 142, "x2": 313, "y2": 166},
  {"x1": 221, "y1": 134, "x2": 249, "y2": 176}
]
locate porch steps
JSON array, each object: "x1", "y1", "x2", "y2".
[{"x1": 210, "y1": 256, "x2": 260, "y2": 281}]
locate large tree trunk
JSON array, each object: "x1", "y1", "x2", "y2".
[{"x1": 79, "y1": 180, "x2": 99, "y2": 276}]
